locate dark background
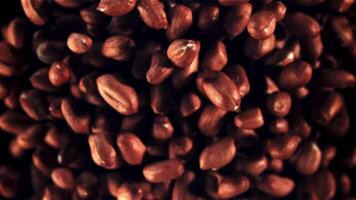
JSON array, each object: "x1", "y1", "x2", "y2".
[
  {"x1": 1, "y1": 0, "x2": 356, "y2": 199},
  {"x1": 0, "y1": 1, "x2": 23, "y2": 29},
  {"x1": 1, "y1": 1, "x2": 34, "y2": 199}
]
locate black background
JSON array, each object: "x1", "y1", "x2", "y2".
[{"x1": 0, "y1": 0, "x2": 356, "y2": 199}]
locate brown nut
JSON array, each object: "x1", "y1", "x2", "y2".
[
  {"x1": 205, "y1": 172, "x2": 250, "y2": 199},
  {"x1": 198, "y1": 5, "x2": 220, "y2": 32},
  {"x1": 218, "y1": 0, "x2": 250, "y2": 6},
  {"x1": 196, "y1": 70, "x2": 241, "y2": 111},
  {"x1": 266, "y1": 91, "x2": 292, "y2": 117},
  {"x1": 97, "y1": 0, "x2": 136, "y2": 16},
  {"x1": 295, "y1": 141, "x2": 322, "y2": 175},
  {"x1": 150, "y1": 84, "x2": 172, "y2": 115},
  {"x1": 330, "y1": 0, "x2": 354, "y2": 12},
  {"x1": 48, "y1": 62, "x2": 72, "y2": 87},
  {"x1": 54, "y1": 0, "x2": 86, "y2": 8},
  {"x1": 116, "y1": 182, "x2": 143, "y2": 200},
  {"x1": 199, "y1": 137, "x2": 236, "y2": 170},
  {"x1": 262, "y1": 1, "x2": 287, "y2": 21},
  {"x1": 234, "y1": 108, "x2": 264, "y2": 130},
  {"x1": 0, "y1": 111, "x2": 34, "y2": 134},
  {"x1": 61, "y1": 98, "x2": 90, "y2": 134},
  {"x1": 97, "y1": 74, "x2": 139, "y2": 115},
  {"x1": 330, "y1": 16, "x2": 354, "y2": 47},
  {"x1": 137, "y1": 0, "x2": 168, "y2": 30},
  {"x1": 201, "y1": 41, "x2": 228, "y2": 71},
  {"x1": 76, "y1": 172, "x2": 98, "y2": 199},
  {"x1": 51, "y1": 168, "x2": 75, "y2": 190},
  {"x1": 88, "y1": 134, "x2": 121, "y2": 169},
  {"x1": 198, "y1": 104, "x2": 227, "y2": 136},
  {"x1": 312, "y1": 91, "x2": 343, "y2": 125},
  {"x1": 101, "y1": 35, "x2": 135, "y2": 61},
  {"x1": 268, "y1": 118, "x2": 289, "y2": 134},
  {"x1": 224, "y1": 3, "x2": 252, "y2": 38},
  {"x1": 224, "y1": 64, "x2": 250, "y2": 97},
  {"x1": 179, "y1": 92, "x2": 201, "y2": 117},
  {"x1": 21, "y1": 0, "x2": 48, "y2": 26},
  {"x1": 152, "y1": 115, "x2": 174, "y2": 142},
  {"x1": 172, "y1": 171, "x2": 196, "y2": 200},
  {"x1": 19, "y1": 89, "x2": 49, "y2": 120},
  {"x1": 247, "y1": 11, "x2": 277, "y2": 40},
  {"x1": 266, "y1": 134, "x2": 301, "y2": 159},
  {"x1": 283, "y1": 12, "x2": 320, "y2": 38},
  {"x1": 244, "y1": 34, "x2": 276, "y2": 60},
  {"x1": 257, "y1": 174, "x2": 295, "y2": 198},
  {"x1": 146, "y1": 50, "x2": 174, "y2": 85},
  {"x1": 117, "y1": 132, "x2": 146, "y2": 165},
  {"x1": 168, "y1": 136, "x2": 194, "y2": 160},
  {"x1": 143, "y1": 159, "x2": 184, "y2": 183},
  {"x1": 304, "y1": 170, "x2": 336, "y2": 200},
  {"x1": 278, "y1": 61, "x2": 313, "y2": 90},
  {"x1": 67, "y1": 33, "x2": 93, "y2": 54},
  {"x1": 166, "y1": 5, "x2": 193, "y2": 40},
  {"x1": 319, "y1": 68, "x2": 355, "y2": 88},
  {"x1": 234, "y1": 155, "x2": 268, "y2": 176},
  {"x1": 167, "y1": 39, "x2": 199, "y2": 68},
  {"x1": 4, "y1": 18, "x2": 31, "y2": 49}
]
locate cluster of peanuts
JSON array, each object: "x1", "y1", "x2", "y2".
[{"x1": 1, "y1": 0, "x2": 356, "y2": 199}]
